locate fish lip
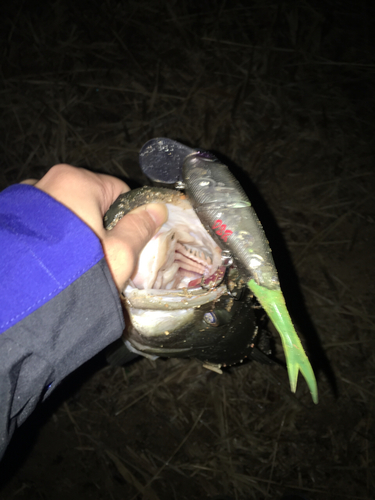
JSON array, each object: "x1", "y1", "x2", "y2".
[{"x1": 124, "y1": 284, "x2": 227, "y2": 310}]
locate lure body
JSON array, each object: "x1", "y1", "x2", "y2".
[
  {"x1": 183, "y1": 152, "x2": 318, "y2": 403},
  {"x1": 183, "y1": 154, "x2": 279, "y2": 289}
]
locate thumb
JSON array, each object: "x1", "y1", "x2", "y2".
[{"x1": 102, "y1": 203, "x2": 168, "y2": 290}]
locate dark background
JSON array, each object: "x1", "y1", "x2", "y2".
[{"x1": 0, "y1": 1, "x2": 374, "y2": 499}]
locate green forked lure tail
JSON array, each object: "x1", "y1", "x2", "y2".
[{"x1": 248, "y1": 279, "x2": 318, "y2": 404}]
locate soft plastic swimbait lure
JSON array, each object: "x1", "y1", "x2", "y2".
[{"x1": 182, "y1": 149, "x2": 318, "y2": 403}]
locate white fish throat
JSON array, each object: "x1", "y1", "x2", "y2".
[{"x1": 129, "y1": 198, "x2": 222, "y2": 291}]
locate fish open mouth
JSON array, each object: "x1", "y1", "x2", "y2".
[
  {"x1": 130, "y1": 200, "x2": 223, "y2": 291},
  {"x1": 122, "y1": 198, "x2": 227, "y2": 345}
]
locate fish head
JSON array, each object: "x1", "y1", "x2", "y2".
[{"x1": 111, "y1": 193, "x2": 259, "y2": 366}]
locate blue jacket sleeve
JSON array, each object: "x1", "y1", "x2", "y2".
[{"x1": 0, "y1": 185, "x2": 125, "y2": 459}]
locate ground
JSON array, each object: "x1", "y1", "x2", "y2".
[{"x1": 0, "y1": 1, "x2": 374, "y2": 499}]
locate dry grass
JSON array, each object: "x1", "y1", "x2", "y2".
[{"x1": 1, "y1": 1, "x2": 374, "y2": 499}]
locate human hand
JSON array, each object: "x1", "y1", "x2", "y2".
[{"x1": 23, "y1": 164, "x2": 168, "y2": 291}]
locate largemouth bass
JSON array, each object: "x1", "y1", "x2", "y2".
[{"x1": 105, "y1": 187, "x2": 264, "y2": 368}]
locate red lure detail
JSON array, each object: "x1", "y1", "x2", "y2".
[{"x1": 212, "y1": 219, "x2": 233, "y2": 243}]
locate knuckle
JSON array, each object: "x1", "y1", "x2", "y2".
[{"x1": 48, "y1": 164, "x2": 75, "y2": 178}]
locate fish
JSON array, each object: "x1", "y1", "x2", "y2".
[
  {"x1": 104, "y1": 186, "x2": 265, "y2": 368},
  {"x1": 105, "y1": 139, "x2": 318, "y2": 404}
]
